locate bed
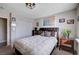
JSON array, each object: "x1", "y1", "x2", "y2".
[{"x1": 14, "y1": 28, "x2": 59, "y2": 55}]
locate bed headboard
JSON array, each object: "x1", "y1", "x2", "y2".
[{"x1": 39, "y1": 27, "x2": 59, "y2": 45}]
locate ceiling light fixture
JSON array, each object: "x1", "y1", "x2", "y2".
[{"x1": 25, "y1": 3, "x2": 36, "y2": 9}]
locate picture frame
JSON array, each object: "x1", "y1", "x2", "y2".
[
  {"x1": 67, "y1": 19, "x2": 74, "y2": 24},
  {"x1": 36, "y1": 22, "x2": 39, "y2": 26},
  {"x1": 77, "y1": 16, "x2": 79, "y2": 21},
  {"x1": 59, "y1": 18, "x2": 65, "y2": 23}
]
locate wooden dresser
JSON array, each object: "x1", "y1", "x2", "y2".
[{"x1": 59, "y1": 37, "x2": 74, "y2": 54}]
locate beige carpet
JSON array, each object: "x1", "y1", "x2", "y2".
[
  {"x1": 0, "y1": 46, "x2": 72, "y2": 55},
  {"x1": 52, "y1": 47, "x2": 72, "y2": 55},
  {"x1": 0, "y1": 46, "x2": 15, "y2": 55}
]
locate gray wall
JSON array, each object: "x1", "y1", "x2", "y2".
[
  {"x1": 10, "y1": 14, "x2": 34, "y2": 47},
  {"x1": 76, "y1": 7, "x2": 79, "y2": 38},
  {"x1": 34, "y1": 10, "x2": 76, "y2": 38},
  {"x1": 55, "y1": 10, "x2": 76, "y2": 38},
  {"x1": 16, "y1": 17, "x2": 33, "y2": 39},
  {"x1": 0, "y1": 9, "x2": 34, "y2": 47}
]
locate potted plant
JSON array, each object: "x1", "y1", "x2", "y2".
[{"x1": 62, "y1": 29, "x2": 71, "y2": 39}]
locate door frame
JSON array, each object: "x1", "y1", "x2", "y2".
[{"x1": 0, "y1": 17, "x2": 11, "y2": 47}]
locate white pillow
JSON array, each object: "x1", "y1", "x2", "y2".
[{"x1": 55, "y1": 32, "x2": 57, "y2": 37}]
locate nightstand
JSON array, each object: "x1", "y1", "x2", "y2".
[{"x1": 59, "y1": 37, "x2": 74, "y2": 54}]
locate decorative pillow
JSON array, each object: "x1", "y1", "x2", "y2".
[
  {"x1": 45, "y1": 31, "x2": 51, "y2": 37},
  {"x1": 51, "y1": 31, "x2": 55, "y2": 37},
  {"x1": 40, "y1": 31, "x2": 57, "y2": 37},
  {"x1": 55, "y1": 32, "x2": 57, "y2": 37},
  {"x1": 40, "y1": 31, "x2": 45, "y2": 36}
]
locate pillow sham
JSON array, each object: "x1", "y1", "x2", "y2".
[
  {"x1": 40, "y1": 31, "x2": 45, "y2": 36},
  {"x1": 45, "y1": 31, "x2": 51, "y2": 37},
  {"x1": 40, "y1": 31, "x2": 57, "y2": 37}
]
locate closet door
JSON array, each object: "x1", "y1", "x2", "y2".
[{"x1": 0, "y1": 18, "x2": 7, "y2": 46}]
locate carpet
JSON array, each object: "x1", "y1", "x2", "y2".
[{"x1": 0, "y1": 46, "x2": 73, "y2": 55}]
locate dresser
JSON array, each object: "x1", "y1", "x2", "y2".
[{"x1": 59, "y1": 37, "x2": 74, "y2": 54}]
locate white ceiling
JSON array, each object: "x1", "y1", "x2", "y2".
[{"x1": 0, "y1": 3, "x2": 77, "y2": 19}]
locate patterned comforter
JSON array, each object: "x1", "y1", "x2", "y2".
[{"x1": 14, "y1": 35, "x2": 57, "y2": 55}]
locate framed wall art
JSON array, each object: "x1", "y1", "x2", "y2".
[
  {"x1": 36, "y1": 22, "x2": 39, "y2": 27},
  {"x1": 67, "y1": 19, "x2": 74, "y2": 24},
  {"x1": 59, "y1": 18, "x2": 65, "y2": 23},
  {"x1": 77, "y1": 16, "x2": 79, "y2": 21}
]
